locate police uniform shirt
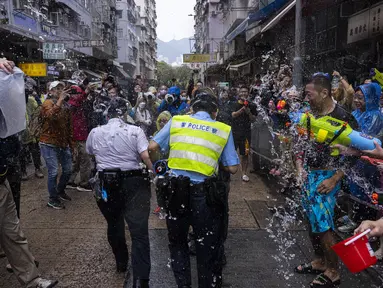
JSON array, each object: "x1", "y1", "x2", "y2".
[
  {"x1": 153, "y1": 111, "x2": 239, "y2": 183},
  {"x1": 86, "y1": 118, "x2": 149, "y2": 171}
]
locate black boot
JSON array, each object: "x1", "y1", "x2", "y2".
[{"x1": 132, "y1": 279, "x2": 149, "y2": 288}]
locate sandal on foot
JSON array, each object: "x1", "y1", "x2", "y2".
[
  {"x1": 310, "y1": 273, "x2": 340, "y2": 288},
  {"x1": 294, "y1": 263, "x2": 324, "y2": 275}
]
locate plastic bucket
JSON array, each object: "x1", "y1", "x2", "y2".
[{"x1": 332, "y1": 229, "x2": 377, "y2": 273}]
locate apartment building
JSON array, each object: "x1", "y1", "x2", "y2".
[
  {"x1": 116, "y1": 0, "x2": 140, "y2": 77},
  {"x1": 0, "y1": 0, "x2": 119, "y2": 78},
  {"x1": 135, "y1": 0, "x2": 157, "y2": 80}
]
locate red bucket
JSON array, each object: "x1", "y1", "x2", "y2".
[{"x1": 332, "y1": 229, "x2": 377, "y2": 273}]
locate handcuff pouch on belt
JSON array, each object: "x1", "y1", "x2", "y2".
[
  {"x1": 205, "y1": 177, "x2": 226, "y2": 212},
  {"x1": 100, "y1": 168, "x2": 122, "y2": 201},
  {"x1": 156, "y1": 175, "x2": 191, "y2": 216}
]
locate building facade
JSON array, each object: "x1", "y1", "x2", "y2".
[
  {"x1": 193, "y1": 0, "x2": 383, "y2": 86},
  {"x1": 116, "y1": 0, "x2": 139, "y2": 77},
  {"x1": 135, "y1": 0, "x2": 157, "y2": 80},
  {"x1": 0, "y1": 0, "x2": 135, "y2": 82}
]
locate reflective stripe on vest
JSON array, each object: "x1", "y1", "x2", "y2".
[{"x1": 168, "y1": 115, "x2": 231, "y2": 176}]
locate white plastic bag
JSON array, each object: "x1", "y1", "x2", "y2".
[{"x1": 0, "y1": 67, "x2": 26, "y2": 138}]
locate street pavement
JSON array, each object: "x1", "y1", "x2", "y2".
[{"x1": 0, "y1": 169, "x2": 381, "y2": 288}]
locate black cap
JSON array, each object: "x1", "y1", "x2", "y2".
[
  {"x1": 191, "y1": 92, "x2": 218, "y2": 113},
  {"x1": 107, "y1": 97, "x2": 129, "y2": 116}
]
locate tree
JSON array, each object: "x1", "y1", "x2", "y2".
[{"x1": 156, "y1": 61, "x2": 192, "y2": 89}]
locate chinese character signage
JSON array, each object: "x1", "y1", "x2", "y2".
[
  {"x1": 47, "y1": 66, "x2": 60, "y2": 76},
  {"x1": 183, "y1": 54, "x2": 215, "y2": 63},
  {"x1": 347, "y1": 4, "x2": 383, "y2": 44},
  {"x1": 19, "y1": 63, "x2": 47, "y2": 77},
  {"x1": 73, "y1": 40, "x2": 105, "y2": 48},
  {"x1": 43, "y1": 43, "x2": 65, "y2": 60}
]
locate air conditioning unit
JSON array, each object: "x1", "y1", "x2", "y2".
[{"x1": 80, "y1": 21, "x2": 85, "y2": 26}]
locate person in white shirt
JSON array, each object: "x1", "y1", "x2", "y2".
[{"x1": 86, "y1": 97, "x2": 153, "y2": 288}]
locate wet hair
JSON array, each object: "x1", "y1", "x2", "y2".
[{"x1": 311, "y1": 75, "x2": 332, "y2": 97}]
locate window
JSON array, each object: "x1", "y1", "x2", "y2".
[
  {"x1": 117, "y1": 28, "x2": 123, "y2": 38},
  {"x1": 116, "y1": 10, "x2": 123, "y2": 19}
]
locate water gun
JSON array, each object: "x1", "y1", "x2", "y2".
[
  {"x1": 291, "y1": 112, "x2": 382, "y2": 156},
  {"x1": 370, "y1": 68, "x2": 383, "y2": 88},
  {"x1": 277, "y1": 100, "x2": 286, "y2": 111}
]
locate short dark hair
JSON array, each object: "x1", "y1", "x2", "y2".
[
  {"x1": 311, "y1": 75, "x2": 331, "y2": 97},
  {"x1": 239, "y1": 86, "x2": 249, "y2": 91},
  {"x1": 256, "y1": 74, "x2": 261, "y2": 79}
]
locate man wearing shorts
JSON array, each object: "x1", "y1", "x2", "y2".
[{"x1": 229, "y1": 86, "x2": 256, "y2": 182}]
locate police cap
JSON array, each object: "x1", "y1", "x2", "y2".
[
  {"x1": 191, "y1": 88, "x2": 218, "y2": 113},
  {"x1": 107, "y1": 97, "x2": 130, "y2": 116}
]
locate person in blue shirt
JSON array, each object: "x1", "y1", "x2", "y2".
[
  {"x1": 157, "y1": 86, "x2": 188, "y2": 116},
  {"x1": 149, "y1": 89, "x2": 239, "y2": 288}
]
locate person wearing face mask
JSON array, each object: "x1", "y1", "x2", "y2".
[
  {"x1": 158, "y1": 86, "x2": 188, "y2": 116},
  {"x1": 133, "y1": 95, "x2": 152, "y2": 137},
  {"x1": 40, "y1": 81, "x2": 74, "y2": 210},
  {"x1": 157, "y1": 85, "x2": 168, "y2": 100},
  {"x1": 130, "y1": 84, "x2": 142, "y2": 106}
]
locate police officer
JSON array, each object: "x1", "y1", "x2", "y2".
[
  {"x1": 149, "y1": 89, "x2": 239, "y2": 288},
  {"x1": 86, "y1": 97, "x2": 153, "y2": 288}
]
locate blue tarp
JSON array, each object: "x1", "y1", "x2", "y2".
[{"x1": 226, "y1": 0, "x2": 289, "y2": 43}]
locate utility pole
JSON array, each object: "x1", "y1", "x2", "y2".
[{"x1": 293, "y1": 0, "x2": 303, "y2": 89}]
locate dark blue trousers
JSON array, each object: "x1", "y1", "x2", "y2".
[{"x1": 166, "y1": 184, "x2": 221, "y2": 288}]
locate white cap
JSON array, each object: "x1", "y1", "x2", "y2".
[{"x1": 49, "y1": 81, "x2": 65, "y2": 91}]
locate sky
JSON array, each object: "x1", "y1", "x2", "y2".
[{"x1": 156, "y1": 0, "x2": 195, "y2": 42}]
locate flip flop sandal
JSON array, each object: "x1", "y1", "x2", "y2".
[
  {"x1": 294, "y1": 263, "x2": 324, "y2": 275},
  {"x1": 310, "y1": 273, "x2": 341, "y2": 288}
]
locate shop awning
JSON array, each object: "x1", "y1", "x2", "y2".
[
  {"x1": 248, "y1": 0, "x2": 290, "y2": 22},
  {"x1": 82, "y1": 69, "x2": 103, "y2": 81},
  {"x1": 226, "y1": 59, "x2": 255, "y2": 71},
  {"x1": 226, "y1": 17, "x2": 250, "y2": 43},
  {"x1": 115, "y1": 66, "x2": 131, "y2": 79},
  {"x1": 225, "y1": 0, "x2": 290, "y2": 43},
  {"x1": 261, "y1": 0, "x2": 296, "y2": 33}
]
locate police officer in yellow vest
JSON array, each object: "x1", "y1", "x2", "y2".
[{"x1": 149, "y1": 90, "x2": 239, "y2": 288}]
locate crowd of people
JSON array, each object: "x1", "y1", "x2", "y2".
[{"x1": 3, "y1": 54, "x2": 383, "y2": 288}]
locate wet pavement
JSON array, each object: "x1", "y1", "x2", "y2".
[{"x1": 0, "y1": 169, "x2": 381, "y2": 288}]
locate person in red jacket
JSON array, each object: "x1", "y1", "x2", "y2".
[{"x1": 66, "y1": 85, "x2": 92, "y2": 192}]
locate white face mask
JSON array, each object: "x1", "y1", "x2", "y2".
[
  {"x1": 181, "y1": 96, "x2": 187, "y2": 101},
  {"x1": 139, "y1": 102, "x2": 146, "y2": 109}
]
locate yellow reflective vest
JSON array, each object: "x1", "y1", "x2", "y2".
[{"x1": 168, "y1": 115, "x2": 231, "y2": 176}]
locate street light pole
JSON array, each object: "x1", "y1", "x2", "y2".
[{"x1": 293, "y1": 0, "x2": 303, "y2": 89}]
